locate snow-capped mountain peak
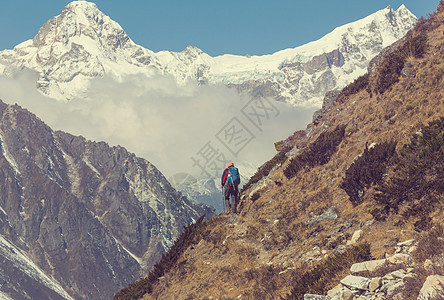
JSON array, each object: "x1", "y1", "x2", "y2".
[
  {"x1": 33, "y1": 0, "x2": 130, "y2": 51},
  {"x1": 0, "y1": 1, "x2": 161, "y2": 100},
  {"x1": 0, "y1": 2, "x2": 417, "y2": 104}
]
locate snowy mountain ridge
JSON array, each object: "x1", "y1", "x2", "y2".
[{"x1": 0, "y1": 1, "x2": 417, "y2": 105}]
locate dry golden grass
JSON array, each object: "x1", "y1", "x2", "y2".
[{"x1": 129, "y1": 8, "x2": 444, "y2": 300}]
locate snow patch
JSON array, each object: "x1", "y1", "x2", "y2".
[
  {"x1": 0, "y1": 291, "x2": 14, "y2": 300},
  {"x1": 0, "y1": 132, "x2": 20, "y2": 175},
  {"x1": 60, "y1": 148, "x2": 86, "y2": 198},
  {"x1": 0, "y1": 205, "x2": 7, "y2": 216},
  {"x1": 112, "y1": 237, "x2": 142, "y2": 265},
  {"x1": 0, "y1": 235, "x2": 73, "y2": 299},
  {"x1": 82, "y1": 156, "x2": 100, "y2": 177}
]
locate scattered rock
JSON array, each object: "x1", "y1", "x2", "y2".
[
  {"x1": 387, "y1": 253, "x2": 411, "y2": 265},
  {"x1": 383, "y1": 269, "x2": 407, "y2": 281},
  {"x1": 359, "y1": 219, "x2": 374, "y2": 227},
  {"x1": 304, "y1": 294, "x2": 330, "y2": 300},
  {"x1": 401, "y1": 61, "x2": 416, "y2": 77},
  {"x1": 312, "y1": 90, "x2": 341, "y2": 125},
  {"x1": 386, "y1": 281, "x2": 405, "y2": 298},
  {"x1": 346, "y1": 230, "x2": 363, "y2": 245},
  {"x1": 408, "y1": 245, "x2": 417, "y2": 254},
  {"x1": 285, "y1": 146, "x2": 299, "y2": 158},
  {"x1": 340, "y1": 288, "x2": 354, "y2": 300},
  {"x1": 327, "y1": 237, "x2": 443, "y2": 300},
  {"x1": 369, "y1": 277, "x2": 382, "y2": 292},
  {"x1": 328, "y1": 285, "x2": 354, "y2": 300},
  {"x1": 340, "y1": 275, "x2": 371, "y2": 291},
  {"x1": 395, "y1": 239, "x2": 415, "y2": 253},
  {"x1": 305, "y1": 124, "x2": 314, "y2": 137},
  {"x1": 350, "y1": 259, "x2": 387, "y2": 275},
  {"x1": 397, "y1": 239, "x2": 414, "y2": 247},
  {"x1": 384, "y1": 238, "x2": 399, "y2": 247},
  {"x1": 423, "y1": 259, "x2": 434, "y2": 272},
  {"x1": 334, "y1": 221, "x2": 352, "y2": 233},
  {"x1": 307, "y1": 206, "x2": 338, "y2": 228},
  {"x1": 248, "y1": 177, "x2": 271, "y2": 196},
  {"x1": 305, "y1": 247, "x2": 322, "y2": 258},
  {"x1": 327, "y1": 284, "x2": 342, "y2": 297},
  {"x1": 417, "y1": 275, "x2": 444, "y2": 300},
  {"x1": 334, "y1": 245, "x2": 347, "y2": 255}
]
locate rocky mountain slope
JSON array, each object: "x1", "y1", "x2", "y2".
[
  {"x1": 0, "y1": 1, "x2": 416, "y2": 105},
  {"x1": 0, "y1": 99, "x2": 210, "y2": 299},
  {"x1": 115, "y1": 3, "x2": 444, "y2": 299}
]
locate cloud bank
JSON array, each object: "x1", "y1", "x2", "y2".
[{"x1": 0, "y1": 71, "x2": 318, "y2": 178}]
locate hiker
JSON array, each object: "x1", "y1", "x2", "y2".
[{"x1": 221, "y1": 162, "x2": 240, "y2": 214}]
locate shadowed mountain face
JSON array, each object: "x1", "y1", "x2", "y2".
[{"x1": 0, "y1": 100, "x2": 210, "y2": 299}]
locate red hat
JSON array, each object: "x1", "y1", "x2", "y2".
[{"x1": 227, "y1": 162, "x2": 234, "y2": 167}]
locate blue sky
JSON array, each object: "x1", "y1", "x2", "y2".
[{"x1": 0, "y1": 0, "x2": 440, "y2": 56}]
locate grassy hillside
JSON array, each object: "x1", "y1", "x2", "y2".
[{"x1": 115, "y1": 3, "x2": 444, "y2": 299}]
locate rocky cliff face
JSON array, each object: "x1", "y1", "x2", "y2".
[
  {"x1": 0, "y1": 1, "x2": 417, "y2": 105},
  {"x1": 0, "y1": 99, "x2": 209, "y2": 299}
]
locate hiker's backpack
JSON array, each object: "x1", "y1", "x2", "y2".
[{"x1": 226, "y1": 167, "x2": 240, "y2": 186}]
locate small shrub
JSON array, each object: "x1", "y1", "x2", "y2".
[
  {"x1": 250, "y1": 192, "x2": 261, "y2": 202},
  {"x1": 406, "y1": 104, "x2": 415, "y2": 111},
  {"x1": 432, "y1": 68, "x2": 444, "y2": 87},
  {"x1": 337, "y1": 73, "x2": 370, "y2": 102},
  {"x1": 405, "y1": 34, "x2": 428, "y2": 58},
  {"x1": 341, "y1": 141, "x2": 397, "y2": 205},
  {"x1": 243, "y1": 265, "x2": 283, "y2": 299},
  {"x1": 373, "y1": 33, "x2": 428, "y2": 95},
  {"x1": 399, "y1": 266, "x2": 429, "y2": 300},
  {"x1": 371, "y1": 117, "x2": 444, "y2": 221},
  {"x1": 246, "y1": 225, "x2": 260, "y2": 239},
  {"x1": 375, "y1": 51, "x2": 406, "y2": 94},
  {"x1": 411, "y1": 224, "x2": 444, "y2": 264},
  {"x1": 284, "y1": 125, "x2": 346, "y2": 179}
]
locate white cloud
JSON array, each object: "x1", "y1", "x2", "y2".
[{"x1": 0, "y1": 71, "x2": 317, "y2": 179}]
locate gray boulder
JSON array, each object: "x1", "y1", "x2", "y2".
[
  {"x1": 340, "y1": 275, "x2": 371, "y2": 291},
  {"x1": 418, "y1": 275, "x2": 444, "y2": 300},
  {"x1": 350, "y1": 259, "x2": 387, "y2": 275},
  {"x1": 304, "y1": 294, "x2": 331, "y2": 300},
  {"x1": 307, "y1": 206, "x2": 338, "y2": 228}
]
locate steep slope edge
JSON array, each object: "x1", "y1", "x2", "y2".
[{"x1": 115, "y1": 3, "x2": 443, "y2": 299}]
